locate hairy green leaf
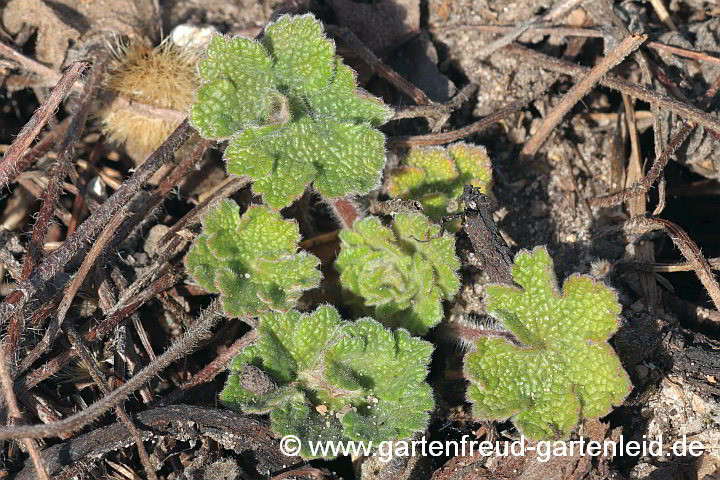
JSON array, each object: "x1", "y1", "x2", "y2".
[
  {"x1": 387, "y1": 142, "x2": 492, "y2": 220},
  {"x1": 221, "y1": 306, "x2": 435, "y2": 458},
  {"x1": 185, "y1": 201, "x2": 321, "y2": 316},
  {"x1": 335, "y1": 213, "x2": 461, "y2": 335},
  {"x1": 190, "y1": 14, "x2": 393, "y2": 209},
  {"x1": 464, "y1": 247, "x2": 632, "y2": 440}
]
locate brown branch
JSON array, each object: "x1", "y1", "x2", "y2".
[
  {"x1": 387, "y1": 94, "x2": 535, "y2": 148},
  {"x1": 5, "y1": 117, "x2": 72, "y2": 186},
  {"x1": 18, "y1": 210, "x2": 128, "y2": 375},
  {"x1": 325, "y1": 25, "x2": 431, "y2": 105},
  {"x1": 507, "y1": 44, "x2": 720, "y2": 134},
  {"x1": 0, "y1": 342, "x2": 49, "y2": 480},
  {"x1": 0, "y1": 299, "x2": 225, "y2": 440},
  {"x1": 623, "y1": 217, "x2": 720, "y2": 312},
  {"x1": 159, "y1": 175, "x2": 251, "y2": 249},
  {"x1": 21, "y1": 57, "x2": 105, "y2": 280},
  {"x1": 0, "y1": 61, "x2": 86, "y2": 188},
  {"x1": 0, "y1": 119, "x2": 192, "y2": 329},
  {"x1": 159, "y1": 328, "x2": 257, "y2": 406},
  {"x1": 19, "y1": 269, "x2": 182, "y2": 390},
  {"x1": 589, "y1": 73, "x2": 720, "y2": 207},
  {"x1": 391, "y1": 83, "x2": 477, "y2": 120},
  {"x1": 65, "y1": 324, "x2": 159, "y2": 480},
  {"x1": 521, "y1": 34, "x2": 647, "y2": 156}
]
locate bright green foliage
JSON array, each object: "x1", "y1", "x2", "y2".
[
  {"x1": 335, "y1": 213, "x2": 461, "y2": 335},
  {"x1": 185, "y1": 201, "x2": 321, "y2": 316},
  {"x1": 387, "y1": 143, "x2": 492, "y2": 220},
  {"x1": 464, "y1": 247, "x2": 631, "y2": 440},
  {"x1": 190, "y1": 14, "x2": 393, "y2": 209},
  {"x1": 220, "y1": 306, "x2": 434, "y2": 458}
]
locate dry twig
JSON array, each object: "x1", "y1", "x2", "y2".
[
  {"x1": 522, "y1": 34, "x2": 647, "y2": 156},
  {"x1": 0, "y1": 342, "x2": 49, "y2": 479},
  {"x1": 0, "y1": 299, "x2": 225, "y2": 440},
  {"x1": 0, "y1": 61, "x2": 86, "y2": 188},
  {"x1": 0, "y1": 120, "x2": 192, "y2": 329},
  {"x1": 622, "y1": 217, "x2": 720, "y2": 312}
]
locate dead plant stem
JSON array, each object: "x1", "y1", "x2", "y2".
[
  {"x1": 0, "y1": 299, "x2": 225, "y2": 439},
  {"x1": 522, "y1": 34, "x2": 647, "y2": 156},
  {"x1": 0, "y1": 61, "x2": 86, "y2": 188}
]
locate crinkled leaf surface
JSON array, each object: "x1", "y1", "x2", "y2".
[
  {"x1": 185, "y1": 201, "x2": 321, "y2": 316},
  {"x1": 190, "y1": 14, "x2": 393, "y2": 209},
  {"x1": 221, "y1": 306, "x2": 434, "y2": 458},
  {"x1": 335, "y1": 213, "x2": 461, "y2": 335},
  {"x1": 464, "y1": 247, "x2": 632, "y2": 440},
  {"x1": 387, "y1": 142, "x2": 492, "y2": 220}
]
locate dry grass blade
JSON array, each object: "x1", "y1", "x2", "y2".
[
  {"x1": 0, "y1": 61, "x2": 86, "y2": 188},
  {"x1": 521, "y1": 34, "x2": 647, "y2": 157}
]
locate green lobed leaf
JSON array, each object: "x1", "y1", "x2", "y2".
[
  {"x1": 335, "y1": 213, "x2": 461, "y2": 335},
  {"x1": 464, "y1": 247, "x2": 632, "y2": 440},
  {"x1": 184, "y1": 201, "x2": 321, "y2": 316},
  {"x1": 220, "y1": 306, "x2": 435, "y2": 459},
  {"x1": 191, "y1": 14, "x2": 392, "y2": 209}
]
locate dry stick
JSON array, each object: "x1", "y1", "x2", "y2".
[
  {"x1": 19, "y1": 270, "x2": 181, "y2": 390},
  {"x1": 158, "y1": 329, "x2": 258, "y2": 406},
  {"x1": 0, "y1": 343, "x2": 49, "y2": 480},
  {"x1": 507, "y1": 44, "x2": 720, "y2": 134},
  {"x1": 5, "y1": 117, "x2": 72, "y2": 186},
  {"x1": 0, "y1": 299, "x2": 225, "y2": 440},
  {"x1": 0, "y1": 42, "x2": 81, "y2": 92},
  {"x1": 649, "y1": 0, "x2": 678, "y2": 31},
  {"x1": 430, "y1": 23, "x2": 607, "y2": 37},
  {"x1": 18, "y1": 211, "x2": 128, "y2": 375},
  {"x1": 21, "y1": 57, "x2": 105, "y2": 280},
  {"x1": 590, "y1": 74, "x2": 720, "y2": 207},
  {"x1": 325, "y1": 25, "x2": 431, "y2": 105},
  {"x1": 521, "y1": 34, "x2": 647, "y2": 157},
  {"x1": 646, "y1": 41, "x2": 720, "y2": 66},
  {"x1": 0, "y1": 61, "x2": 86, "y2": 188},
  {"x1": 391, "y1": 84, "x2": 478, "y2": 120},
  {"x1": 6, "y1": 61, "x2": 99, "y2": 379},
  {"x1": 433, "y1": 22, "x2": 720, "y2": 66},
  {"x1": 624, "y1": 217, "x2": 720, "y2": 312},
  {"x1": 65, "y1": 324, "x2": 159, "y2": 480},
  {"x1": 0, "y1": 120, "x2": 192, "y2": 329},
  {"x1": 387, "y1": 94, "x2": 537, "y2": 148}
]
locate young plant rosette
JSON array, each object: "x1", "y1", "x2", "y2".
[
  {"x1": 190, "y1": 14, "x2": 393, "y2": 209},
  {"x1": 387, "y1": 142, "x2": 492, "y2": 221},
  {"x1": 335, "y1": 212, "x2": 461, "y2": 335},
  {"x1": 185, "y1": 200, "x2": 321, "y2": 317},
  {"x1": 220, "y1": 305, "x2": 435, "y2": 459},
  {"x1": 464, "y1": 247, "x2": 632, "y2": 439}
]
